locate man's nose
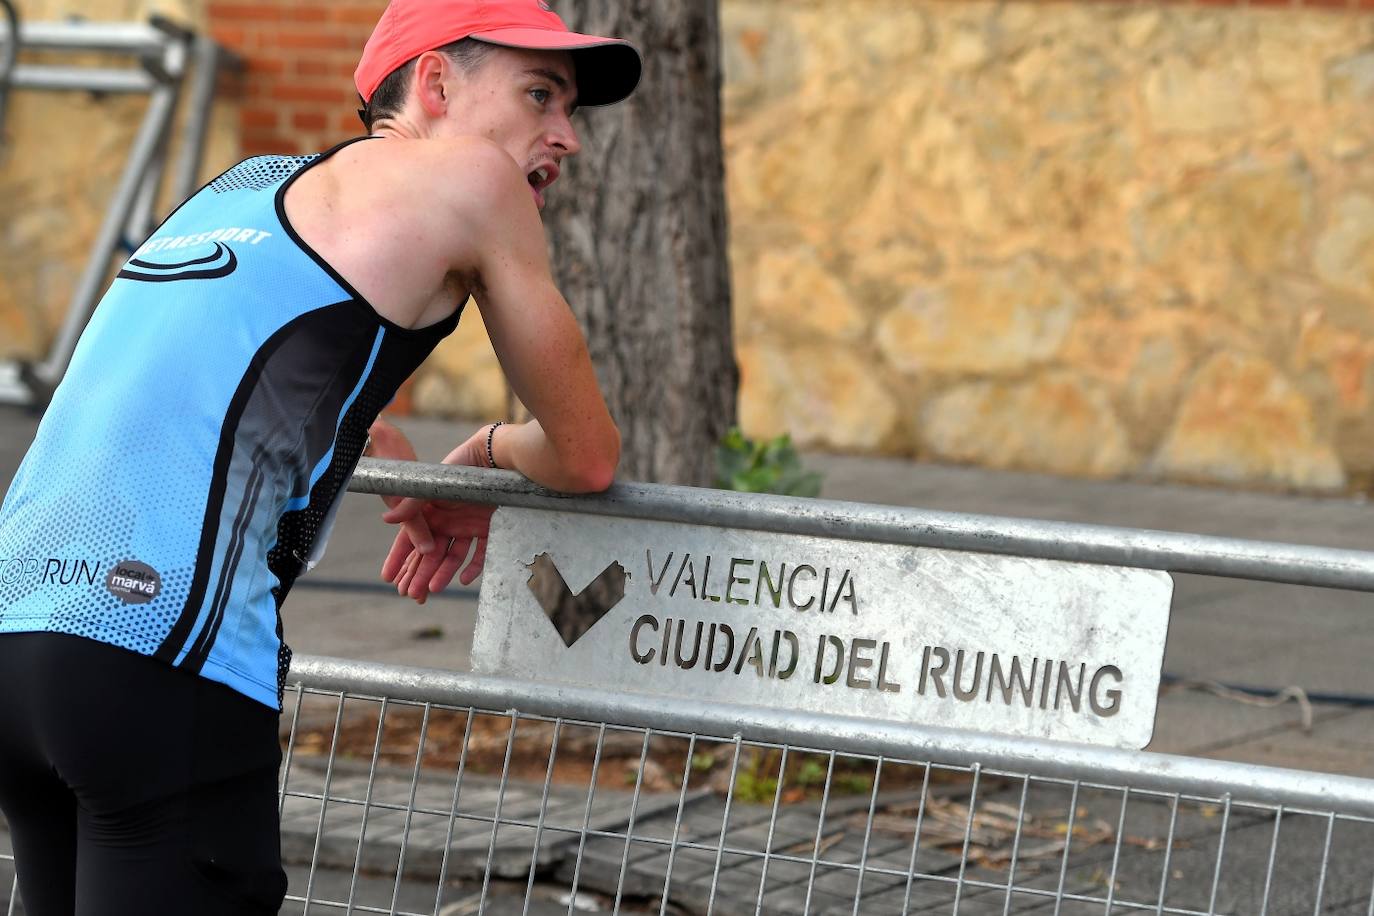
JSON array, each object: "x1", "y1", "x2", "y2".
[{"x1": 551, "y1": 114, "x2": 582, "y2": 157}]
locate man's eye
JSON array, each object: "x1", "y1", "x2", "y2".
[{"x1": 531, "y1": 88, "x2": 551, "y2": 104}]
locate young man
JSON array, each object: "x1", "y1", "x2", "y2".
[{"x1": 0, "y1": 1, "x2": 640, "y2": 912}]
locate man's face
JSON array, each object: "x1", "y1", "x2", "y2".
[{"x1": 436, "y1": 46, "x2": 581, "y2": 211}]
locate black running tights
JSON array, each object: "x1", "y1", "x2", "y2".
[{"x1": 0, "y1": 632, "x2": 287, "y2": 915}]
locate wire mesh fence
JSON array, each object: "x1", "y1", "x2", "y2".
[
  {"x1": 1, "y1": 668, "x2": 1371, "y2": 916},
  {"x1": 270, "y1": 678, "x2": 1374, "y2": 916}
]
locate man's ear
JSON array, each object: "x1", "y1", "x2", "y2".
[{"x1": 412, "y1": 50, "x2": 451, "y2": 119}]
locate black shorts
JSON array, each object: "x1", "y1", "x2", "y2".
[{"x1": 0, "y1": 632, "x2": 287, "y2": 916}]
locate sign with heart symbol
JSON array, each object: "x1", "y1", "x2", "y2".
[{"x1": 473, "y1": 507, "x2": 1172, "y2": 749}]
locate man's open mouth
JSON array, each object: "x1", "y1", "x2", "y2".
[{"x1": 527, "y1": 163, "x2": 559, "y2": 209}]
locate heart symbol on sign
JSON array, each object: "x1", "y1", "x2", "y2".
[{"x1": 525, "y1": 554, "x2": 629, "y2": 648}]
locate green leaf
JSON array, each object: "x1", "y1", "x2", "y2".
[
  {"x1": 715, "y1": 427, "x2": 824, "y2": 497},
  {"x1": 796, "y1": 758, "x2": 828, "y2": 787},
  {"x1": 690, "y1": 752, "x2": 716, "y2": 773}
]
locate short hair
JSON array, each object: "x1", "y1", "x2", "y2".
[{"x1": 360, "y1": 38, "x2": 497, "y2": 131}]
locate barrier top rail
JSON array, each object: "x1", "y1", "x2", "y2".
[{"x1": 350, "y1": 459, "x2": 1374, "y2": 593}]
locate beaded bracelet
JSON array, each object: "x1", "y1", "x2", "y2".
[{"x1": 486, "y1": 421, "x2": 505, "y2": 470}]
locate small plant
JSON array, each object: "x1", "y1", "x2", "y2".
[
  {"x1": 730, "y1": 751, "x2": 875, "y2": 804},
  {"x1": 794, "y1": 757, "x2": 829, "y2": 789},
  {"x1": 715, "y1": 427, "x2": 823, "y2": 497},
  {"x1": 732, "y1": 748, "x2": 784, "y2": 803},
  {"x1": 733, "y1": 769, "x2": 780, "y2": 804}
]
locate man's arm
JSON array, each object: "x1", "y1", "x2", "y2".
[
  {"x1": 452, "y1": 140, "x2": 621, "y2": 493},
  {"x1": 374, "y1": 141, "x2": 621, "y2": 602}
]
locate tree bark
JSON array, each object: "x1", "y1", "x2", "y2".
[{"x1": 543, "y1": 0, "x2": 737, "y2": 487}]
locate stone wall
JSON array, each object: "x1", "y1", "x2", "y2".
[
  {"x1": 0, "y1": 0, "x2": 239, "y2": 359},
  {"x1": 721, "y1": 0, "x2": 1374, "y2": 493}
]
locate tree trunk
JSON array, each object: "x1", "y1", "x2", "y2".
[{"x1": 543, "y1": 0, "x2": 736, "y2": 487}]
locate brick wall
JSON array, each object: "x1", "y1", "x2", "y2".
[{"x1": 206, "y1": 1, "x2": 384, "y2": 156}]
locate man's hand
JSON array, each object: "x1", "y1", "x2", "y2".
[
  {"x1": 383, "y1": 501, "x2": 496, "y2": 602},
  {"x1": 366, "y1": 418, "x2": 437, "y2": 557},
  {"x1": 379, "y1": 426, "x2": 497, "y2": 604}
]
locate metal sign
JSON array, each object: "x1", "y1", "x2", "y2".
[{"x1": 473, "y1": 507, "x2": 1173, "y2": 749}]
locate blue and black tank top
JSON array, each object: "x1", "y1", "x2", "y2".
[{"x1": 0, "y1": 138, "x2": 461, "y2": 708}]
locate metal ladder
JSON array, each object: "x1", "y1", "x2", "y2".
[
  {"x1": 0, "y1": 14, "x2": 241, "y2": 408},
  {"x1": 0, "y1": 1, "x2": 17, "y2": 138}
]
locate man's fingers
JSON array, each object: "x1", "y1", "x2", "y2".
[
  {"x1": 382, "y1": 497, "x2": 436, "y2": 554},
  {"x1": 428, "y1": 545, "x2": 469, "y2": 595},
  {"x1": 406, "y1": 542, "x2": 452, "y2": 602},
  {"x1": 403, "y1": 517, "x2": 436, "y2": 555},
  {"x1": 367, "y1": 418, "x2": 419, "y2": 462},
  {"x1": 396, "y1": 550, "x2": 421, "y2": 598},
  {"x1": 458, "y1": 537, "x2": 487, "y2": 586},
  {"x1": 416, "y1": 503, "x2": 496, "y2": 545},
  {"x1": 381, "y1": 529, "x2": 413, "y2": 582},
  {"x1": 386, "y1": 530, "x2": 486, "y2": 601},
  {"x1": 394, "y1": 551, "x2": 414, "y2": 594},
  {"x1": 382, "y1": 497, "x2": 425, "y2": 524}
]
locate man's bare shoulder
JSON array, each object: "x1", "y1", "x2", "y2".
[
  {"x1": 308, "y1": 136, "x2": 546, "y2": 316},
  {"x1": 367, "y1": 136, "x2": 531, "y2": 216}
]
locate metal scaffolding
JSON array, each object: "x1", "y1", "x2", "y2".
[{"x1": 0, "y1": 15, "x2": 240, "y2": 409}]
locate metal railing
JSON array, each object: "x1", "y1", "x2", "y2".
[
  {"x1": 275, "y1": 659, "x2": 1374, "y2": 916},
  {"x1": 5, "y1": 463, "x2": 1374, "y2": 915},
  {"x1": 348, "y1": 461, "x2": 1374, "y2": 593},
  {"x1": 274, "y1": 462, "x2": 1374, "y2": 915}
]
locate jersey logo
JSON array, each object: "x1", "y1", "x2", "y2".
[
  {"x1": 117, "y1": 242, "x2": 238, "y2": 283},
  {"x1": 106, "y1": 560, "x2": 162, "y2": 604}
]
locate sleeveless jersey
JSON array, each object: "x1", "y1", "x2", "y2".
[{"x1": 0, "y1": 138, "x2": 461, "y2": 708}]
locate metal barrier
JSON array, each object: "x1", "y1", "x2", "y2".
[
  {"x1": 276, "y1": 656, "x2": 1374, "y2": 916},
  {"x1": 347, "y1": 461, "x2": 1374, "y2": 592},
  {"x1": 4, "y1": 464, "x2": 1374, "y2": 914},
  {"x1": 273, "y1": 462, "x2": 1374, "y2": 915}
]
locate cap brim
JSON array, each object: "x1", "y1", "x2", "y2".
[{"x1": 471, "y1": 28, "x2": 642, "y2": 107}]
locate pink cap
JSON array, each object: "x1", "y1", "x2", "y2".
[{"x1": 355, "y1": 0, "x2": 642, "y2": 107}]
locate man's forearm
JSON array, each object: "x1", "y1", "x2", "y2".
[{"x1": 491, "y1": 419, "x2": 618, "y2": 493}]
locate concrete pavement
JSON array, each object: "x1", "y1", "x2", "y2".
[{"x1": 0, "y1": 405, "x2": 1370, "y2": 775}]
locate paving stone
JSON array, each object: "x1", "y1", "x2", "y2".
[
  {"x1": 598, "y1": 799, "x2": 924, "y2": 914},
  {"x1": 1148, "y1": 686, "x2": 1315, "y2": 756},
  {"x1": 984, "y1": 809, "x2": 1374, "y2": 916},
  {"x1": 808, "y1": 856, "x2": 908, "y2": 900},
  {"x1": 816, "y1": 878, "x2": 1018, "y2": 916},
  {"x1": 1193, "y1": 706, "x2": 1374, "y2": 780},
  {"x1": 680, "y1": 860, "x2": 794, "y2": 916},
  {"x1": 279, "y1": 762, "x2": 689, "y2": 884}
]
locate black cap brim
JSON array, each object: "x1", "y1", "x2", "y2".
[{"x1": 470, "y1": 31, "x2": 642, "y2": 107}]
